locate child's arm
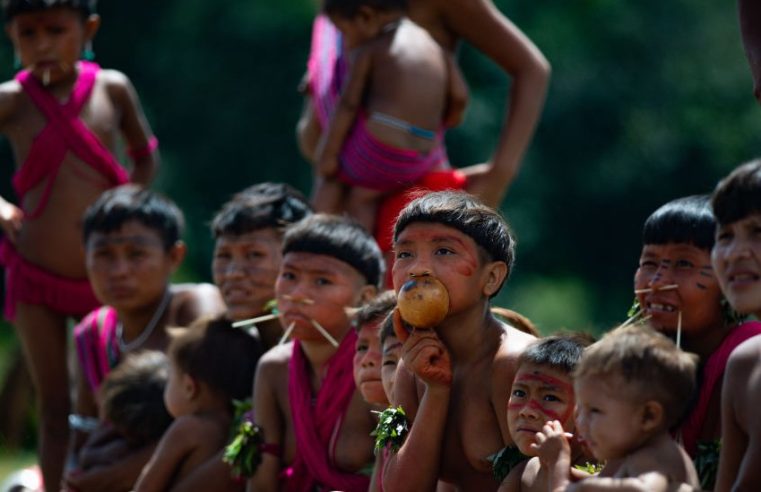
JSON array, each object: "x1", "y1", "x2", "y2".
[
  {"x1": 314, "y1": 48, "x2": 373, "y2": 177},
  {"x1": 248, "y1": 354, "x2": 286, "y2": 492},
  {"x1": 382, "y1": 327, "x2": 452, "y2": 492},
  {"x1": 437, "y1": 0, "x2": 550, "y2": 207},
  {"x1": 103, "y1": 70, "x2": 159, "y2": 186},
  {"x1": 134, "y1": 417, "x2": 199, "y2": 492}
]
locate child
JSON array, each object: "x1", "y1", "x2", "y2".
[
  {"x1": 499, "y1": 334, "x2": 594, "y2": 492},
  {"x1": 64, "y1": 186, "x2": 224, "y2": 492},
  {"x1": 353, "y1": 290, "x2": 396, "y2": 407},
  {"x1": 631, "y1": 194, "x2": 761, "y2": 477},
  {"x1": 535, "y1": 325, "x2": 700, "y2": 491},
  {"x1": 383, "y1": 191, "x2": 536, "y2": 491},
  {"x1": 134, "y1": 317, "x2": 261, "y2": 491},
  {"x1": 0, "y1": 1, "x2": 159, "y2": 487},
  {"x1": 710, "y1": 160, "x2": 761, "y2": 490},
  {"x1": 314, "y1": 0, "x2": 462, "y2": 231},
  {"x1": 211, "y1": 182, "x2": 312, "y2": 347},
  {"x1": 77, "y1": 350, "x2": 173, "y2": 472},
  {"x1": 249, "y1": 214, "x2": 384, "y2": 492}
]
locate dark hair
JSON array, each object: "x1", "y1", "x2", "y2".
[
  {"x1": 283, "y1": 214, "x2": 385, "y2": 288},
  {"x1": 519, "y1": 333, "x2": 595, "y2": 375},
  {"x1": 169, "y1": 317, "x2": 262, "y2": 407},
  {"x1": 3, "y1": 0, "x2": 95, "y2": 20},
  {"x1": 575, "y1": 324, "x2": 698, "y2": 428},
  {"x1": 83, "y1": 185, "x2": 185, "y2": 251},
  {"x1": 712, "y1": 160, "x2": 761, "y2": 227},
  {"x1": 99, "y1": 350, "x2": 173, "y2": 447},
  {"x1": 323, "y1": 0, "x2": 407, "y2": 18},
  {"x1": 394, "y1": 191, "x2": 515, "y2": 294},
  {"x1": 642, "y1": 195, "x2": 715, "y2": 251},
  {"x1": 355, "y1": 290, "x2": 396, "y2": 331},
  {"x1": 211, "y1": 182, "x2": 312, "y2": 238},
  {"x1": 379, "y1": 310, "x2": 395, "y2": 345}
]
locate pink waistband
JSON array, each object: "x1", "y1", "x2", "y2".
[{"x1": 0, "y1": 240, "x2": 100, "y2": 320}]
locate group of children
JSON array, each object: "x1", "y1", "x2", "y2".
[{"x1": 0, "y1": 0, "x2": 760, "y2": 492}]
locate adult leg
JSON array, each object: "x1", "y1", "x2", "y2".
[{"x1": 15, "y1": 302, "x2": 70, "y2": 492}]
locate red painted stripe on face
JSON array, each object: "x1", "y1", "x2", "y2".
[{"x1": 516, "y1": 373, "x2": 573, "y2": 393}]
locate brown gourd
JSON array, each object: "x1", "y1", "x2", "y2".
[{"x1": 397, "y1": 275, "x2": 449, "y2": 329}]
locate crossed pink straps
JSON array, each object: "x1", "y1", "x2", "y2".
[{"x1": 13, "y1": 61, "x2": 129, "y2": 219}]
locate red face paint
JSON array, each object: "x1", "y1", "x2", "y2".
[
  {"x1": 527, "y1": 399, "x2": 562, "y2": 421},
  {"x1": 516, "y1": 373, "x2": 574, "y2": 394}
]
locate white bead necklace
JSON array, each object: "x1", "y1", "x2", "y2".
[{"x1": 116, "y1": 290, "x2": 172, "y2": 352}]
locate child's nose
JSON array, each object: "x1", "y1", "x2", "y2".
[{"x1": 518, "y1": 401, "x2": 540, "y2": 419}]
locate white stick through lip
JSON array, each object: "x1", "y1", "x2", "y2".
[
  {"x1": 676, "y1": 311, "x2": 682, "y2": 349},
  {"x1": 278, "y1": 322, "x2": 296, "y2": 345},
  {"x1": 310, "y1": 318, "x2": 339, "y2": 348},
  {"x1": 634, "y1": 284, "x2": 679, "y2": 295},
  {"x1": 232, "y1": 313, "x2": 279, "y2": 328}
]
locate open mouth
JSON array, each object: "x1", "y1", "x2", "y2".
[
  {"x1": 728, "y1": 272, "x2": 760, "y2": 285},
  {"x1": 646, "y1": 301, "x2": 677, "y2": 313}
]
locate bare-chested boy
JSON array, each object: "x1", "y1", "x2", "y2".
[
  {"x1": 535, "y1": 325, "x2": 700, "y2": 492},
  {"x1": 249, "y1": 214, "x2": 384, "y2": 492},
  {"x1": 383, "y1": 191, "x2": 536, "y2": 491},
  {"x1": 711, "y1": 160, "x2": 761, "y2": 491}
]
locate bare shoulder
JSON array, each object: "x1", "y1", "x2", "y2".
[
  {"x1": 257, "y1": 342, "x2": 293, "y2": 376},
  {"x1": 728, "y1": 335, "x2": 761, "y2": 371},
  {"x1": 171, "y1": 283, "x2": 225, "y2": 324},
  {"x1": 164, "y1": 415, "x2": 208, "y2": 446},
  {"x1": 0, "y1": 79, "x2": 27, "y2": 127},
  {"x1": 624, "y1": 436, "x2": 697, "y2": 485},
  {"x1": 97, "y1": 68, "x2": 133, "y2": 96}
]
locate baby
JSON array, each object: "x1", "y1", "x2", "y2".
[{"x1": 535, "y1": 325, "x2": 700, "y2": 492}]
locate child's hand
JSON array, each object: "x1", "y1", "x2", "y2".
[
  {"x1": 402, "y1": 327, "x2": 452, "y2": 388},
  {"x1": 533, "y1": 420, "x2": 573, "y2": 492},
  {"x1": 0, "y1": 200, "x2": 23, "y2": 243}
]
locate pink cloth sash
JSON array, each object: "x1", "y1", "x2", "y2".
[
  {"x1": 285, "y1": 330, "x2": 370, "y2": 492},
  {"x1": 307, "y1": 15, "x2": 345, "y2": 129},
  {"x1": 74, "y1": 306, "x2": 121, "y2": 394},
  {"x1": 679, "y1": 320, "x2": 761, "y2": 455},
  {"x1": 14, "y1": 61, "x2": 129, "y2": 219}
]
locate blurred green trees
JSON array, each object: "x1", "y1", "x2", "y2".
[{"x1": 0, "y1": 0, "x2": 757, "y2": 334}]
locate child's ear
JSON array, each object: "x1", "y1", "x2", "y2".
[
  {"x1": 482, "y1": 261, "x2": 508, "y2": 298},
  {"x1": 168, "y1": 241, "x2": 187, "y2": 272},
  {"x1": 358, "y1": 284, "x2": 378, "y2": 305},
  {"x1": 182, "y1": 373, "x2": 199, "y2": 400},
  {"x1": 640, "y1": 400, "x2": 664, "y2": 432},
  {"x1": 83, "y1": 14, "x2": 101, "y2": 42}
]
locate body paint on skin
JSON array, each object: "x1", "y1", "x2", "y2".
[{"x1": 516, "y1": 372, "x2": 574, "y2": 394}]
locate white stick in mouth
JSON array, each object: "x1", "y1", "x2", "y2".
[
  {"x1": 676, "y1": 310, "x2": 682, "y2": 350},
  {"x1": 42, "y1": 68, "x2": 51, "y2": 87},
  {"x1": 310, "y1": 318, "x2": 339, "y2": 348},
  {"x1": 634, "y1": 284, "x2": 679, "y2": 295},
  {"x1": 232, "y1": 313, "x2": 279, "y2": 328},
  {"x1": 621, "y1": 313, "x2": 652, "y2": 328},
  {"x1": 278, "y1": 322, "x2": 296, "y2": 345}
]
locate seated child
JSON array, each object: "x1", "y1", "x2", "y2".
[
  {"x1": 499, "y1": 334, "x2": 595, "y2": 492},
  {"x1": 77, "y1": 350, "x2": 173, "y2": 471},
  {"x1": 535, "y1": 324, "x2": 700, "y2": 492},
  {"x1": 249, "y1": 214, "x2": 384, "y2": 492},
  {"x1": 384, "y1": 191, "x2": 536, "y2": 491},
  {"x1": 353, "y1": 290, "x2": 397, "y2": 408},
  {"x1": 211, "y1": 182, "x2": 312, "y2": 348},
  {"x1": 64, "y1": 186, "x2": 225, "y2": 492},
  {"x1": 314, "y1": 0, "x2": 464, "y2": 231},
  {"x1": 631, "y1": 195, "x2": 761, "y2": 471},
  {"x1": 710, "y1": 160, "x2": 761, "y2": 490},
  {"x1": 0, "y1": 1, "x2": 159, "y2": 487},
  {"x1": 134, "y1": 317, "x2": 261, "y2": 491}
]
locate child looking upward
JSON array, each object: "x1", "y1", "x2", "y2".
[
  {"x1": 500, "y1": 334, "x2": 594, "y2": 492},
  {"x1": 0, "y1": 1, "x2": 158, "y2": 487},
  {"x1": 535, "y1": 325, "x2": 700, "y2": 492},
  {"x1": 710, "y1": 161, "x2": 761, "y2": 491},
  {"x1": 384, "y1": 191, "x2": 536, "y2": 491},
  {"x1": 135, "y1": 317, "x2": 260, "y2": 492},
  {"x1": 314, "y1": 0, "x2": 463, "y2": 231},
  {"x1": 250, "y1": 214, "x2": 384, "y2": 492}
]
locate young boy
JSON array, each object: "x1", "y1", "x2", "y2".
[
  {"x1": 249, "y1": 214, "x2": 384, "y2": 492},
  {"x1": 534, "y1": 325, "x2": 700, "y2": 492},
  {"x1": 134, "y1": 318, "x2": 260, "y2": 492},
  {"x1": 499, "y1": 334, "x2": 594, "y2": 492},
  {"x1": 383, "y1": 191, "x2": 536, "y2": 491},
  {"x1": 380, "y1": 309, "x2": 402, "y2": 404},
  {"x1": 710, "y1": 160, "x2": 761, "y2": 491},
  {"x1": 211, "y1": 182, "x2": 312, "y2": 347},
  {"x1": 0, "y1": 1, "x2": 158, "y2": 487},
  {"x1": 353, "y1": 290, "x2": 396, "y2": 407},
  {"x1": 314, "y1": 0, "x2": 463, "y2": 231},
  {"x1": 64, "y1": 186, "x2": 224, "y2": 492}
]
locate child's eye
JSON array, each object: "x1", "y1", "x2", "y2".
[
  {"x1": 214, "y1": 251, "x2": 231, "y2": 260},
  {"x1": 716, "y1": 230, "x2": 732, "y2": 243},
  {"x1": 511, "y1": 389, "x2": 526, "y2": 398},
  {"x1": 382, "y1": 359, "x2": 397, "y2": 367},
  {"x1": 395, "y1": 250, "x2": 411, "y2": 259},
  {"x1": 639, "y1": 259, "x2": 657, "y2": 269},
  {"x1": 543, "y1": 394, "x2": 561, "y2": 403},
  {"x1": 246, "y1": 250, "x2": 265, "y2": 259},
  {"x1": 356, "y1": 343, "x2": 368, "y2": 353},
  {"x1": 128, "y1": 250, "x2": 147, "y2": 260},
  {"x1": 676, "y1": 259, "x2": 694, "y2": 269},
  {"x1": 434, "y1": 247, "x2": 454, "y2": 255},
  {"x1": 316, "y1": 277, "x2": 332, "y2": 286},
  {"x1": 281, "y1": 271, "x2": 296, "y2": 280}
]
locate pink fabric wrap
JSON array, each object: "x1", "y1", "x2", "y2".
[
  {"x1": 0, "y1": 240, "x2": 100, "y2": 320},
  {"x1": 307, "y1": 14, "x2": 345, "y2": 129},
  {"x1": 338, "y1": 112, "x2": 448, "y2": 192},
  {"x1": 285, "y1": 330, "x2": 370, "y2": 492},
  {"x1": 679, "y1": 320, "x2": 761, "y2": 456},
  {"x1": 73, "y1": 306, "x2": 121, "y2": 394}
]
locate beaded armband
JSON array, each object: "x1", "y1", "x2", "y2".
[
  {"x1": 487, "y1": 446, "x2": 528, "y2": 483},
  {"x1": 127, "y1": 136, "x2": 159, "y2": 161},
  {"x1": 371, "y1": 406, "x2": 409, "y2": 455}
]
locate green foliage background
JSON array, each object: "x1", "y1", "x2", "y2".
[{"x1": 0, "y1": 0, "x2": 758, "y2": 338}]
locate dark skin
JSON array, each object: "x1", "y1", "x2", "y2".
[{"x1": 739, "y1": 0, "x2": 761, "y2": 103}]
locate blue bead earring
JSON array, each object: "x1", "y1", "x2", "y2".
[{"x1": 82, "y1": 41, "x2": 95, "y2": 61}]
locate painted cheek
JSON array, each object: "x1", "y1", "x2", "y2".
[{"x1": 527, "y1": 399, "x2": 561, "y2": 421}]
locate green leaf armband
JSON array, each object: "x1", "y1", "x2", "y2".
[
  {"x1": 223, "y1": 399, "x2": 265, "y2": 479},
  {"x1": 487, "y1": 446, "x2": 529, "y2": 483},
  {"x1": 371, "y1": 406, "x2": 409, "y2": 455}
]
